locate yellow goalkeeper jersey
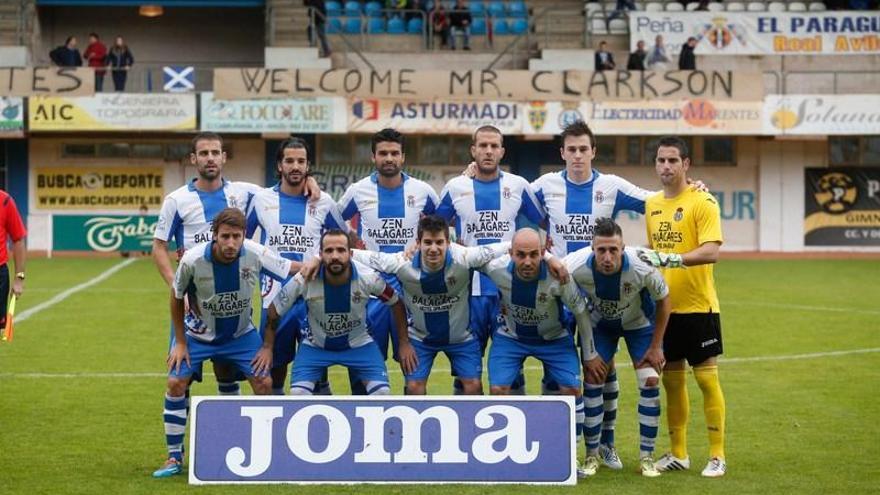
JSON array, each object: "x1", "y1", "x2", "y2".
[{"x1": 645, "y1": 188, "x2": 723, "y2": 314}]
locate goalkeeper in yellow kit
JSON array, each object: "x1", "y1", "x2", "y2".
[{"x1": 638, "y1": 136, "x2": 727, "y2": 478}]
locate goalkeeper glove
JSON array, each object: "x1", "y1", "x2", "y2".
[{"x1": 636, "y1": 248, "x2": 684, "y2": 268}]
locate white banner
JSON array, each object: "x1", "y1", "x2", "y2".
[
  {"x1": 29, "y1": 93, "x2": 196, "y2": 131},
  {"x1": 348, "y1": 99, "x2": 523, "y2": 134},
  {"x1": 630, "y1": 11, "x2": 880, "y2": 56},
  {"x1": 523, "y1": 99, "x2": 763, "y2": 135},
  {"x1": 200, "y1": 92, "x2": 346, "y2": 133},
  {"x1": 763, "y1": 95, "x2": 880, "y2": 135}
]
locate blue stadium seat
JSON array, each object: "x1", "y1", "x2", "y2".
[
  {"x1": 510, "y1": 18, "x2": 528, "y2": 34},
  {"x1": 387, "y1": 17, "x2": 407, "y2": 34},
  {"x1": 365, "y1": 1, "x2": 383, "y2": 17},
  {"x1": 407, "y1": 17, "x2": 424, "y2": 34},
  {"x1": 326, "y1": 0, "x2": 343, "y2": 16},
  {"x1": 343, "y1": 17, "x2": 362, "y2": 33},
  {"x1": 469, "y1": 1, "x2": 486, "y2": 17},
  {"x1": 487, "y1": 1, "x2": 505, "y2": 18},
  {"x1": 493, "y1": 18, "x2": 509, "y2": 34},
  {"x1": 327, "y1": 17, "x2": 342, "y2": 33},
  {"x1": 367, "y1": 17, "x2": 386, "y2": 33},
  {"x1": 508, "y1": 1, "x2": 527, "y2": 18},
  {"x1": 344, "y1": 0, "x2": 362, "y2": 16},
  {"x1": 472, "y1": 17, "x2": 487, "y2": 34}
]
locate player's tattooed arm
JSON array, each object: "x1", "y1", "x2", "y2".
[
  {"x1": 152, "y1": 239, "x2": 176, "y2": 287},
  {"x1": 637, "y1": 295, "x2": 670, "y2": 374},
  {"x1": 167, "y1": 293, "x2": 190, "y2": 374},
  {"x1": 253, "y1": 305, "x2": 280, "y2": 376},
  {"x1": 303, "y1": 176, "x2": 322, "y2": 203},
  {"x1": 394, "y1": 300, "x2": 418, "y2": 375},
  {"x1": 544, "y1": 253, "x2": 570, "y2": 284}
]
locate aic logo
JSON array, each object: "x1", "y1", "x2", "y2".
[
  {"x1": 85, "y1": 216, "x2": 155, "y2": 251},
  {"x1": 815, "y1": 172, "x2": 857, "y2": 214},
  {"x1": 191, "y1": 398, "x2": 575, "y2": 484}
]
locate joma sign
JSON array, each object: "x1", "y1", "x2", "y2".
[{"x1": 190, "y1": 397, "x2": 575, "y2": 484}]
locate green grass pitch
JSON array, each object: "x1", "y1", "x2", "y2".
[{"x1": 0, "y1": 257, "x2": 878, "y2": 494}]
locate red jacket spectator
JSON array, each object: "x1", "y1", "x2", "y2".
[{"x1": 84, "y1": 34, "x2": 107, "y2": 75}]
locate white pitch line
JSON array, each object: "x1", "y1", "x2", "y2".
[
  {"x1": 725, "y1": 300, "x2": 880, "y2": 316},
  {"x1": 15, "y1": 258, "x2": 139, "y2": 324},
  {"x1": 2, "y1": 347, "x2": 878, "y2": 379}
]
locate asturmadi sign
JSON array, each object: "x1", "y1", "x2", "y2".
[
  {"x1": 0, "y1": 67, "x2": 94, "y2": 96},
  {"x1": 200, "y1": 92, "x2": 346, "y2": 133},
  {"x1": 348, "y1": 98, "x2": 523, "y2": 134},
  {"x1": 189, "y1": 396, "x2": 576, "y2": 484},
  {"x1": 763, "y1": 95, "x2": 880, "y2": 135},
  {"x1": 523, "y1": 99, "x2": 763, "y2": 135},
  {"x1": 28, "y1": 93, "x2": 197, "y2": 131},
  {"x1": 629, "y1": 11, "x2": 880, "y2": 56},
  {"x1": 214, "y1": 68, "x2": 763, "y2": 102}
]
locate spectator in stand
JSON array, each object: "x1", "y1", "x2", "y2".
[
  {"x1": 449, "y1": 0, "x2": 472, "y2": 51},
  {"x1": 107, "y1": 36, "x2": 134, "y2": 92},
  {"x1": 49, "y1": 36, "x2": 82, "y2": 67},
  {"x1": 607, "y1": 0, "x2": 636, "y2": 26},
  {"x1": 646, "y1": 35, "x2": 671, "y2": 70},
  {"x1": 627, "y1": 40, "x2": 647, "y2": 70},
  {"x1": 305, "y1": 0, "x2": 332, "y2": 57},
  {"x1": 678, "y1": 37, "x2": 697, "y2": 70},
  {"x1": 83, "y1": 32, "x2": 108, "y2": 91},
  {"x1": 432, "y1": 3, "x2": 451, "y2": 49},
  {"x1": 594, "y1": 41, "x2": 616, "y2": 71}
]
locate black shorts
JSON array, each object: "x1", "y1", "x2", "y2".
[
  {"x1": 663, "y1": 312, "x2": 723, "y2": 366},
  {"x1": 0, "y1": 263, "x2": 8, "y2": 326}
]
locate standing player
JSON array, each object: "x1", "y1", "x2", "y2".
[
  {"x1": 638, "y1": 136, "x2": 726, "y2": 478},
  {"x1": 565, "y1": 218, "x2": 670, "y2": 478},
  {"x1": 153, "y1": 132, "x2": 261, "y2": 397},
  {"x1": 247, "y1": 137, "x2": 347, "y2": 394},
  {"x1": 479, "y1": 228, "x2": 602, "y2": 461},
  {"x1": 154, "y1": 208, "x2": 300, "y2": 477},
  {"x1": 337, "y1": 129, "x2": 438, "y2": 392},
  {"x1": 345, "y1": 216, "x2": 567, "y2": 395},
  {"x1": 267, "y1": 230, "x2": 408, "y2": 396},
  {"x1": 0, "y1": 187, "x2": 27, "y2": 330},
  {"x1": 531, "y1": 120, "x2": 704, "y2": 469},
  {"x1": 437, "y1": 125, "x2": 546, "y2": 393}
]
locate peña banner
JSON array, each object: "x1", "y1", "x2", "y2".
[
  {"x1": 0, "y1": 67, "x2": 95, "y2": 97},
  {"x1": 189, "y1": 396, "x2": 575, "y2": 485},
  {"x1": 629, "y1": 11, "x2": 880, "y2": 56},
  {"x1": 53, "y1": 214, "x2": 161, "y2": 252},
  {"x1": 804, "y1": 167, "x2": 880, "y2": 246}
]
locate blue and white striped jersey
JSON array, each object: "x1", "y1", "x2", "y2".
[
  {"x1": 480, "y1": 256, "x2": 587, "y2": 344},
  {"x1": 246, "y1": 185, "x2": 348, "y2": 309},
  {"x1": 155, "y1": 179, "x2": 261, "y2": 251},
  {"x1": 565, "y1": 246, "x2": 669, "y2": 332},
  {"x1": 337, "y1": 172, "x2": 439, "y2": 253},
  {"x1": 272, "y1": 260, "x2": 399, "y2": 350},
  {"x1": 173, "y1": 239, "x2": 292, "y2": 344},
  {"x1": 436, "y1": 172, "x2": 546, "y2": 295},
  {"x1": 532, "y1": 170, "x2": 653, "y2": 257},
  {"x1": 350, "y1": 243, "x2": 508, "y2": 346}
]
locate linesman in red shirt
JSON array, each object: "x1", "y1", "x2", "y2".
[{"x1": 1, "y1": 189, "x2": 27, "y2": 326}]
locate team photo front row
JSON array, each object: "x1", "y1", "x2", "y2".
[{"x1": 152, "y1": 125, "x2": 726, "y2": 481}]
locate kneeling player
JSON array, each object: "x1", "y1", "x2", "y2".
[
  {"x1": 154, "y1": 208, "x2": 301, "y2": 478},
  {"x1": 566, "y1": 218, "x2": 670, "y2": 478},
  {"x1": 268, "y1": 230, "x2": 408, "y2": 395}
]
